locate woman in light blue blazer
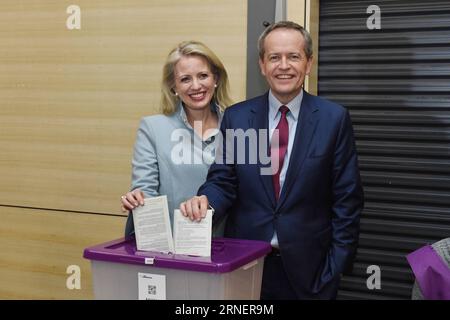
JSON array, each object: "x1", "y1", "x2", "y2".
[{"x1": 121, "y1": 41, "x2": 233, "y2": 237}]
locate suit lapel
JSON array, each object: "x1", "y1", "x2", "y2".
[
  {"x1": 250, "y1": 93, "x2": 277, "y2": 208},
  {"x1": 276, "y1": 92, "x2": 319, "y2": 209}
]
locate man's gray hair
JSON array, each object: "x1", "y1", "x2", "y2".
[{"x1": 258, "y1": 20, "x2": 313, "y2": 59}]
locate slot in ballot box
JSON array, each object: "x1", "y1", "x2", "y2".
[{"x1": 83, "y1": 237, "x2": 271, "y2": 300}]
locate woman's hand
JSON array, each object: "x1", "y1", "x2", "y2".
[{"x1": 121, "y1": 189, "x2": 145, "y2": 212}]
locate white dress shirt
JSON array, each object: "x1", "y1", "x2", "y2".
[{"x1": 268, "y1": 89, "x2": 303, "y2": 248}]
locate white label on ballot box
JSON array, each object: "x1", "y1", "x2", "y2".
[{"x1": 138, "y1": 272, "x2": 166, "y2": 300}]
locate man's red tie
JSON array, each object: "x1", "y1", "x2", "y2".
[{"x1": 271, "y1": 105, "x2": 290, "y2": 201}]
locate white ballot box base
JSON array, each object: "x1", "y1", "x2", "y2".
[{"x1": 84, "y1": 237, "x2": 271, "y2": 300}]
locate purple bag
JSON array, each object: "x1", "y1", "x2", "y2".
[{"x1": 407, "y1": 245, "x2": 450, "y2": 300}]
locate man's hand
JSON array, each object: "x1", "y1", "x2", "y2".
[{"x1": 180, "y1": 195, "x2": 209, "y2": 222}]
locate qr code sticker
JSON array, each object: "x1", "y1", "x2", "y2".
[
  {"x1": 148, "y1": 285, "x2": 156, "y2": 295},
  {"x1": 138, "y1": 273, "x2": 165, "y2": 300}
]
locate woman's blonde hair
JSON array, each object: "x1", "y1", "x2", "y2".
[{"x1": 161, "y1": 41, "x2": 233, "y2": 115}]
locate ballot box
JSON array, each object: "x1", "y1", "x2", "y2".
[{"x1": 83, "y1": 237, "x2": 271, "y2": 300}]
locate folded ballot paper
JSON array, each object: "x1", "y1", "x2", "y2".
[{"x1": 132, "y1": 195, "x2": 212, "y2": 257}]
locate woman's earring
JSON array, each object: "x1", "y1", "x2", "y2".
[
  {"x1": 174, "y1": 92, "x2": 178, "y2": 96},
  {"x1": 214, "y1": 84, "x2": 217, "y2": 88}
]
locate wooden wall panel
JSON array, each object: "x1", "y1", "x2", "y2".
[
  {"x1": 0, "y1": 0, "x2": 247, "y2": 300},
  {"x1": 0, "y1": 206, "x2": 126, "y2": 299},
  {"x1": 0, "y1": 0, "x2": 247, "y2": 214}
]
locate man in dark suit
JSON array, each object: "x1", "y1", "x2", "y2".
[{"x1": 180, "y1": 21, "x2": 364, "y2": 299}]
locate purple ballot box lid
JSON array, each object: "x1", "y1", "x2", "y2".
[{"x1": 83, "y1": 237, "x2": 271, "y2": 273}]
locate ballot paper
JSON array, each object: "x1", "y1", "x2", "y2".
[
  {"x1": 173, "y1": 209, "x2": 212, "y2": 257},
  {"x1": 132, "y1": 196, "x2": 174, "y2": 253},
  {"x1": 132, "y1": 196, "x2": 212, "y2": 257}
]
